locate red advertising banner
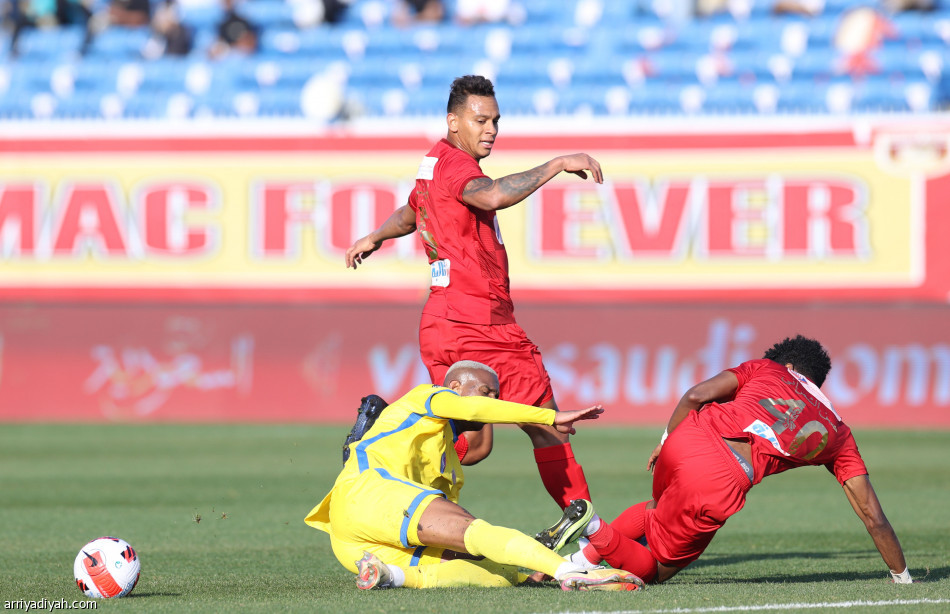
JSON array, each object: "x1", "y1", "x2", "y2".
[{"x1": 1, "y1": 302, "x2": 947, "y2": 426}]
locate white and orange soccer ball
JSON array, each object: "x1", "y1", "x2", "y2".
[{"x1": 73, "y1": 537, "x2": 140, "y2": 599}]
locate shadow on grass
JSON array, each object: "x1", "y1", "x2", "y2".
[
  {"x1": 686, "y1": 551, "x2": 950, "y2": 583},
  {"x1": 125, "y1": 592, "x2": 183, "y2": 598}
]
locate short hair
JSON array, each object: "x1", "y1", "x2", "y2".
[
  {"x1": 447, "y1": 75, "x2": 496, "y2": 114},
  {"x1": 762, "y1": 335, "x2": 832, "y2": 387},
  {"x1": 442, "y1": 360, "x2": 498, "y2": 386}
]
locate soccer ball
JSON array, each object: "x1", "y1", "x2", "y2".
[{"x1": 73, "y1": 537, "x2": 140, "y2": 599}]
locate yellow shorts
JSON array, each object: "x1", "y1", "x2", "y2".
[{"x1": 328, "y1": 468, "x2": 448, "y2": 572}]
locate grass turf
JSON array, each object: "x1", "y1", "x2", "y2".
[{"x1": 1, "y1": 424, "x2": 947, "y2": 613}]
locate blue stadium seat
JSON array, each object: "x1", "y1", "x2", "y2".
[
  {"x1": 644, "y1": 50, "x2": 703, "y2": 83},
  {"x1": 71, "y1": 59, "x2": 121, "y2": 94},
  {"x1": 790, "y1": 46, "x2": 839, "y2": 80},
  {"x1": 628, "y1": 82, "x2": 682, "y2": 115},
  {"x1": 123, "y1": 92, "x2": 180, "y2": 119},
  {"x1": 257, "y1": 87, "x2": 304, "y2": 117},
  {"x1": 775, "y1": 80, "x2": 829, "y2": 114},
  {"x1": 239, "y1": 0, "x2": 295, "y2": 29},
  {"x1": 53, "y1": 92, "x2": 105, "y2": 119},
  {"x1": 6, "y1": 59, "x2": 56, "y2": 94},
  {"x1": 0, "y1": 93, "x2": 37, "y2": 119},
  {"x1": 346, "y1": 59, "x2": 406, "y2": 89},
  {"x1": 401, "y1": 85, "x2": 449, "y2": 116},
  {"x1": 889, "y1": 11, "x2": 944, "y2": 46},
  {"x1": 572, "y1": 54, "x2": 628, "y2": 89},
  {"x1": 137, "y1": 58, "x2": 190, "y2": 93},
  {"x1": 493, "y1": 55, "x2": 551, "y2": 90},
  {"x1": 704, "y1": 82, "x2": 758, "y2": 114},
  {"x1": 492, "y1": 86, "x2": 538, "y2": 116},
  {"x1": 84, "y1": 26, "x2": 151, "y2": 60},
  {"x1": 178, "y1": 3, "x2": 224, "y2": 30},
  {"x1": 799, "y1": 13, "x2": 840, "y2": 47},
  {"x1": 557, "y1": 85, "x2": 608, "y2": 115},
  {"x1": 15, "y1": 25, "x2": 86, "y2": 60},
  {"x1": 235, "y1": 56, "x2": 323, "y2": 89}
]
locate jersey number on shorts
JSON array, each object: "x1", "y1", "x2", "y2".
[{"x1": 758, "y1": 398, "x2": 829, "y2": 461}]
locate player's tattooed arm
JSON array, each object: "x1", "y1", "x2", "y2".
[
  {"x1": 462, "y1": 154, "x2": 603, "y2": 211},
  {"x1": 463, "y1": 164, "x2": 552, "y2": 207}
]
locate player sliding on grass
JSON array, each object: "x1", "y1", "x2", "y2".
[
  {"x1": 344, "y1": 75, "x2": 602, "y2": 511},
  {"x1": 535, "y1": 335, "x2": 913, "y2": 585},
  {"x1": 305, "y1": 360, "x2": 643, "y2": 591}
]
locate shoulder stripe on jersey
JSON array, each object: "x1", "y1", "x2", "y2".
[
  {"x1": 355, "y1": 412, "x2": 424, "y2": 473},
  {"x1": 425, "y1": 388, "x2": 458, "y2": 417},
  {"x1": 374, "y1": 468, "x2": 444, "y2": 547}
]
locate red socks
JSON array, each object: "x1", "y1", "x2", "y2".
[
  {"x1": 610, "y1": 500, "x2": 650, "y2": 542},
  {"x1": 587, "y1": 520, "x2": 658, "y2": 584},
  {"x1": 533, "y1": 443, "x2": 592, "y2": 509}
]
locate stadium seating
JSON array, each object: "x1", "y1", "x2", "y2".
[{"x1": 0, "y1": 0, "x2": 947, "y2": 120}]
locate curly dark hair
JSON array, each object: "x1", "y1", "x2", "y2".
[
  {"x1": 762, "y1": 335, "x2": 832, "y2": 387},
  {"x1": 447, "y1": 75, "x2": 496, "y2": 114}
]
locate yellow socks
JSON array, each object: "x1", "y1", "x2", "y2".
[
  {"x1": 462, "y1": 518, "x2": 567, "y2": 578},
  {"x1": 401, "y1": 558, "x2": 525, "y2": 588}
]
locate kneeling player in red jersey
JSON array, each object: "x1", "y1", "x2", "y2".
[{"x1": 535, "y1": 335, "x2": 913, "y2": 585}]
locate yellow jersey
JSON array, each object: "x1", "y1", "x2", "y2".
[{"x1": 305, "y1": 384, "x2": 555, "y2": 533}]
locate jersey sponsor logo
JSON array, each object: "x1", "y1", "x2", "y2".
[
  {"x1": 417, "y1": 156, "x2": 438, "y2": 180},
  {"x1": 431, "y1": 259, "x2": 450, "y2": 287},
  {"x1": 744, "y1": 419, "x2": 790, "y2": 456}
]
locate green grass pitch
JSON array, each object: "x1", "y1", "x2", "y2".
[{"x1": 1, "y1": 423, "x2": 947, "y2": 613}]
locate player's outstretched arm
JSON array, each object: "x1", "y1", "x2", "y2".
[
  {"x1": 552, "y1": 405, "x2": 604, "y2": 435},
  {"x1": 345, "y1": 205, "x2": 417, "y2": 269},
  {"x1": 842, "y1": 474, "x2": 911, "y2": 582},
  {"x1": 648, "y1": 370, "x2": 739, "y2": 472},
  {"x1": 462, "y1": 153, "x2": 603, "y2": 212}
]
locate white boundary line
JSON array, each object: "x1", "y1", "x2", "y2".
[{"x1": 544, "y1": 598, "x2": 950, "y2": 614}]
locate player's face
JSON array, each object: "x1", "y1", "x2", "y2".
[
  {"x1": 455, "y1": 370, "x2": 500, "y2": 399},
  {"x1": 447, "y1": 95, "x2": 500, "y2": 160}
]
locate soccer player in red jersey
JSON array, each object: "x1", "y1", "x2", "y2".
[
  {"x1": 537, "y1": 335, "x2": 913, "y2": 585},
  {"x1": 344, "y1": 75, "x2": 602, "y2": 509}
]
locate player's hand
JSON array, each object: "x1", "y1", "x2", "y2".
[
  {"x1": 345, "y1": 235, "x2": 382, "y2": 269},
  {"x1": 558, "y1": 153, "x2": 604, "y2": 184},
  {"x1": 552, "y1": 405, "x2": 604, "y2": 434},
  {"x1": 646, "y1": 443, "x2": 663, "y2": 473}
]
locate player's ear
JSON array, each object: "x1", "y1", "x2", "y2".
[
  {"x1": 447, "y1": 112, "x2": 459, "y2": 133},
  {"x1": 447, "y1": 379, "x2": 462, "y2": 393}
]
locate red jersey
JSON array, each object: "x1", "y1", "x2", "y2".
[
  {"x1": 696, "y1": 359, "x2": 868, "y2": 486},
  {"x1": 407, "y1": 139, "x2": 515, "y2": 325}
]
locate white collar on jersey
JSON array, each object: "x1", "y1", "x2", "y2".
[{"x1": 787, "y1": 367, "x2": 840, "y2": 421}]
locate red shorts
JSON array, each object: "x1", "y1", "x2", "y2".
[
  {"x1": 419, "y1": 314, "x2": 555, "y2": 407},
  {"x1": 645, "y1": 412, "x2": 752, "y2": 567}
]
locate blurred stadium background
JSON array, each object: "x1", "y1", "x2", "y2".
[
  {"x1": 2, "y1": 0, "x2": 950, "y2": 118},
  {"x1": 1, "y1": 0, "x2": 949, "y2": 429}
]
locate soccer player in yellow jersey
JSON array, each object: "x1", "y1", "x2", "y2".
[{"x1": 305, "y1": 360, "x2": 643, "y2": 591}]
